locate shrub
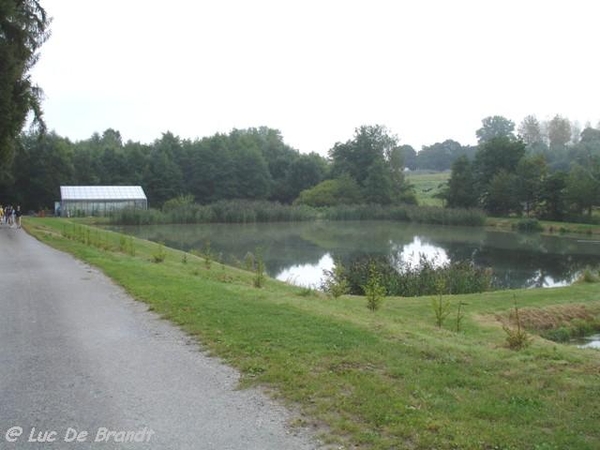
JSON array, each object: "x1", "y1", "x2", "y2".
[
  {"x1": 432, "y1": 279, "x2": 451, "y2": 328},
  {"x1": 515, "y1": 218, "x2": 543, "y2": 232},
  {"x1": 152, "y1": 243, "x2": 166, "y2": 263},
  {"x1": 343, "y1": 254, "x2": 493, "y2": 297},
  {"x1": 503, "y1": 297, "x2": 532, "y2": 350},
  {"x1": 578, "y1": 267, "x2": 600, "y2": 283},
  {"x1": 253, "y1": 248, "x2": 266, "y2": 288},
  {"x1": 321, "y1": 258, "x2": 349, "y2": 298},
  {"x1": 363, "y1": 262, "x2": 386, "y2": 312}
]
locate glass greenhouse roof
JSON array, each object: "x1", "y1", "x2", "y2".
[{"x1": 60, "y1": 186, "x2": 147, "y2": 201}]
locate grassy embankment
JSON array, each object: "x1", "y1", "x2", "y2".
[{"x1": 25, "y1": 217, "x2": 600, "y2": 450}]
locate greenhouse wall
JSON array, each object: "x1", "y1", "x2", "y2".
[{"x1": 59, "y1": 186, "x2": 148, "y2": 217}]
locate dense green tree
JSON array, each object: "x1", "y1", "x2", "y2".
[
  {"x1": 565, "y1": 163, "x2": 599, "y2": 217},
  {"x1": 398, "y1": 144, "x2": 417, "y2": 170},
  {"x1": 473, "y1": 137, "x2": 525, "y2": 215},
  {"x1": 474, "y1": 137, "x2": 526, "y2": 187},
  {"x1": 363, "y1": 157, "x2": 393, "y2": 204},
  {"x1": 580, "y1": 127, "x2": 600, "y2": 144},
  {"x1": 329, "y1": 125, "x2": 413, "y2": 205},
  {"x1": 485, "y1": 170, "x2": 521, "y2": 216},
  {"x1": 515, "y1": 155, "x2": 547, "y2": 216},
  {"x1": 518, "y1": 115, "x2": 543, "y2": 146},
  {"x1": 189, "y1": 135, "x2": 236, "y2": 203},
  {"x1": 416, "y1": 139, "x2": 465, "y2": 171},
  {"x1": 539, "y1": 171, "x2": 568, "y2": 221},
  {"x1": 283, "y1": 153, "x2": 327, "y2": 203},
  {"x1": 330, "y1": 125, "x2": 397, "y2": 186},
  {"x1": 476, "y1": 116, "x2": 515, "y2": 143},
  {"x1": 5, "y1": 131, "x2": 74, "y2": 209},
  {"x1": 143, "y1": 133, "x2": 185, "y2": 205},
  {"x1": 444, "y1": 155, "x2": 478, "y2": 208},
  {"x1": 295, "y1": 176, "x2": 363, "y2": 207},
  {"x1": 232, "y1": 146, "x2": 272, "y2": 200},
  {"x1": 0, "y1": 0, "x2": 50, "y2": 170},
  {"x1": 547, "y1": 115, "x2": 572, "y2": 150}
]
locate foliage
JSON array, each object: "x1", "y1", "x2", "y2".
[
  {"x1": 3, "y1": 126, "x2": 328, "y2": 209},
  {"x1": 443, "y1": 155, "x2": 478, "y2": 208},
  {"x1": 363, "y1": 262, "x2": 386, "y2": 312},
  {"x1": 547, "y1": 114, "x2": 572, "y2": 150},
  {"x1": 474, "y1": 137, "x2": 526, "y2": 202},
  {"x1": 152, "y1": 243, "x2": 167, "y2": 263},
  {"x1": 294, "y1": 176, "x2": 363, "y2": 207},
  {"x1": 109, "y1": 200, "x2": 318, "y2": 225},
  {"x1": 328, "y1": 125, "x2": 416, "y2": 205},
  {"x1": 343, "y1": 254, "x2": 493, "y2": 297},
  {"x1": 416, "y1": 140, "x2": 473, "y2": 171},
  {"x1": 321, "y1": 258, "x2": 349, "y2": 298},
  {"x1": 5, "y1": 116, "x2": 600, "y2": 226},
  {"x1": 503, "y1": 297, "x2": 532, "y2": 350},
  {"x1": 565, "y1": 163, "x2": 600, "y2": 217},
  {"x1": 476, "y1": 115, "x2": 516, "y2": 143},
  {"x1": 202, "y1": 239, "x2": 213, "y2": 270},
  {"x1": 162, "y1": 194, "x2": 195, "y2": 212},
  {"x1": 514, "y1": 218, "x2": 543, "y2": 232},
  {"x1": 577, "y1": 267, "x2": 600, "y2": 284},
  {"x1": 455, "y1": 301, "x2": 467, "y2": 332},
  {"x1": 0, "y1": 0, "x2": 50, "y2": 170},
  {"x1": 321, "y1": 204, "x2": 486, "y2": 226},
  {"x1": 431, "y1": 279, "x2": 451, "y2": 328},
  {"x1": 252, "y1": 248, "x2": 266, "y2": 288},
  {"x1": 518, "y1": 115, "x2": 543, "y2": 145}
]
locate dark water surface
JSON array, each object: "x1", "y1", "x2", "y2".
[{"x1": 110, "y1": 221, "x2": 600, "y2": 289}]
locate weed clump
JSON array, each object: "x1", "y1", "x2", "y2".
[
  {"x1": 503, "y1": 296, "x2": 532, "y2": 350},
  {"x1": 152, "y1": 243, "x2": 166, "y2": 263}
]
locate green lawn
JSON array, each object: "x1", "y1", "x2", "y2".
[
  {"x1": 407, "y1": 171, "x2": 450, "y2": 207},
  {"x1": 25, "y1": 218, "x2": 600, "y2": 450}
]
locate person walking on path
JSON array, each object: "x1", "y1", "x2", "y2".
[{"x1": 15, "y1": 205, "x2": 22, "y2": 228}]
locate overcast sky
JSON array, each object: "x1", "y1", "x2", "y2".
[{"x1": 31, "y1": 0, "x2": 600, "y2": 155}]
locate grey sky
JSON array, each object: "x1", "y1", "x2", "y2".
[{"x1": 32, "y1": 0, "x2": 600, "y2": 154}]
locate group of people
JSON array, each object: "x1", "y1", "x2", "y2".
[{"x1": 0, "y1": 205, "x2": 22, "y2": 228}]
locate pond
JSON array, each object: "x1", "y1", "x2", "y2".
[
  {"x1": 573, "y1": 334, "x2": 600, "y2": 349},
  {"x1": 109, "y1": 221, "x2": 600, "y2": 290}
]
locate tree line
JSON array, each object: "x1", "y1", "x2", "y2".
[
  {"x1": 0, "y1": 127, "x2": 329, "y2": 210},
  {"x1": 443, "y1": 116, "x2": 600, "y2": 221},
  {"x1": 2, "y1": 115, "x2": 600, "y2": 225}
]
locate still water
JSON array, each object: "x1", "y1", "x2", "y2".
[
  {"x1": 574, "y1": 334, "x2": 600, "y2": 349},
  {"x1": 111, "y1": 221, "x2": 600, "y2": 289}
]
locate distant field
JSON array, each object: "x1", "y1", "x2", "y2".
[{"x1": 406, "y1": 171, "x2": 450, "y2": 206}]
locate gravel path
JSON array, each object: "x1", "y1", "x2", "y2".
[{"x1": 0, "y1": 226, "x2": 321, "y2": 449}]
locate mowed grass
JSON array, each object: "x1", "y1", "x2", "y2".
[
  {"x1": 25, "y1": 218, "x2": 600, "y2": 450},
  {"x1": 407, "y1": 171, "x2": 450, "y2": 207}
]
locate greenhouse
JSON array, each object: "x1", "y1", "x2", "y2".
[{"x1": 60, "y1": 186, "x2": 147, "y2": 217}]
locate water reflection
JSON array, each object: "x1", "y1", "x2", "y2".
[
  {"x1": 276, "y1": 253, "x2": 334, "y2": 288},
  {"x1": 575, "y1": 334, "x2": 600, "y2": 349},
  {"x1": 391, "y1": 237, "x2": 450, "y2": 270},
  {"x1": 110, "y1": 221, "x2": 600, "y2": 290}
]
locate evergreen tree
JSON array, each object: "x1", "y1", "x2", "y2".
[
  {"x1": 0, "y1": 0, "x2": 50, "y2": 169},
  {"x1": 444, "y1": 156, "x2": 477, "y2": 208}
]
